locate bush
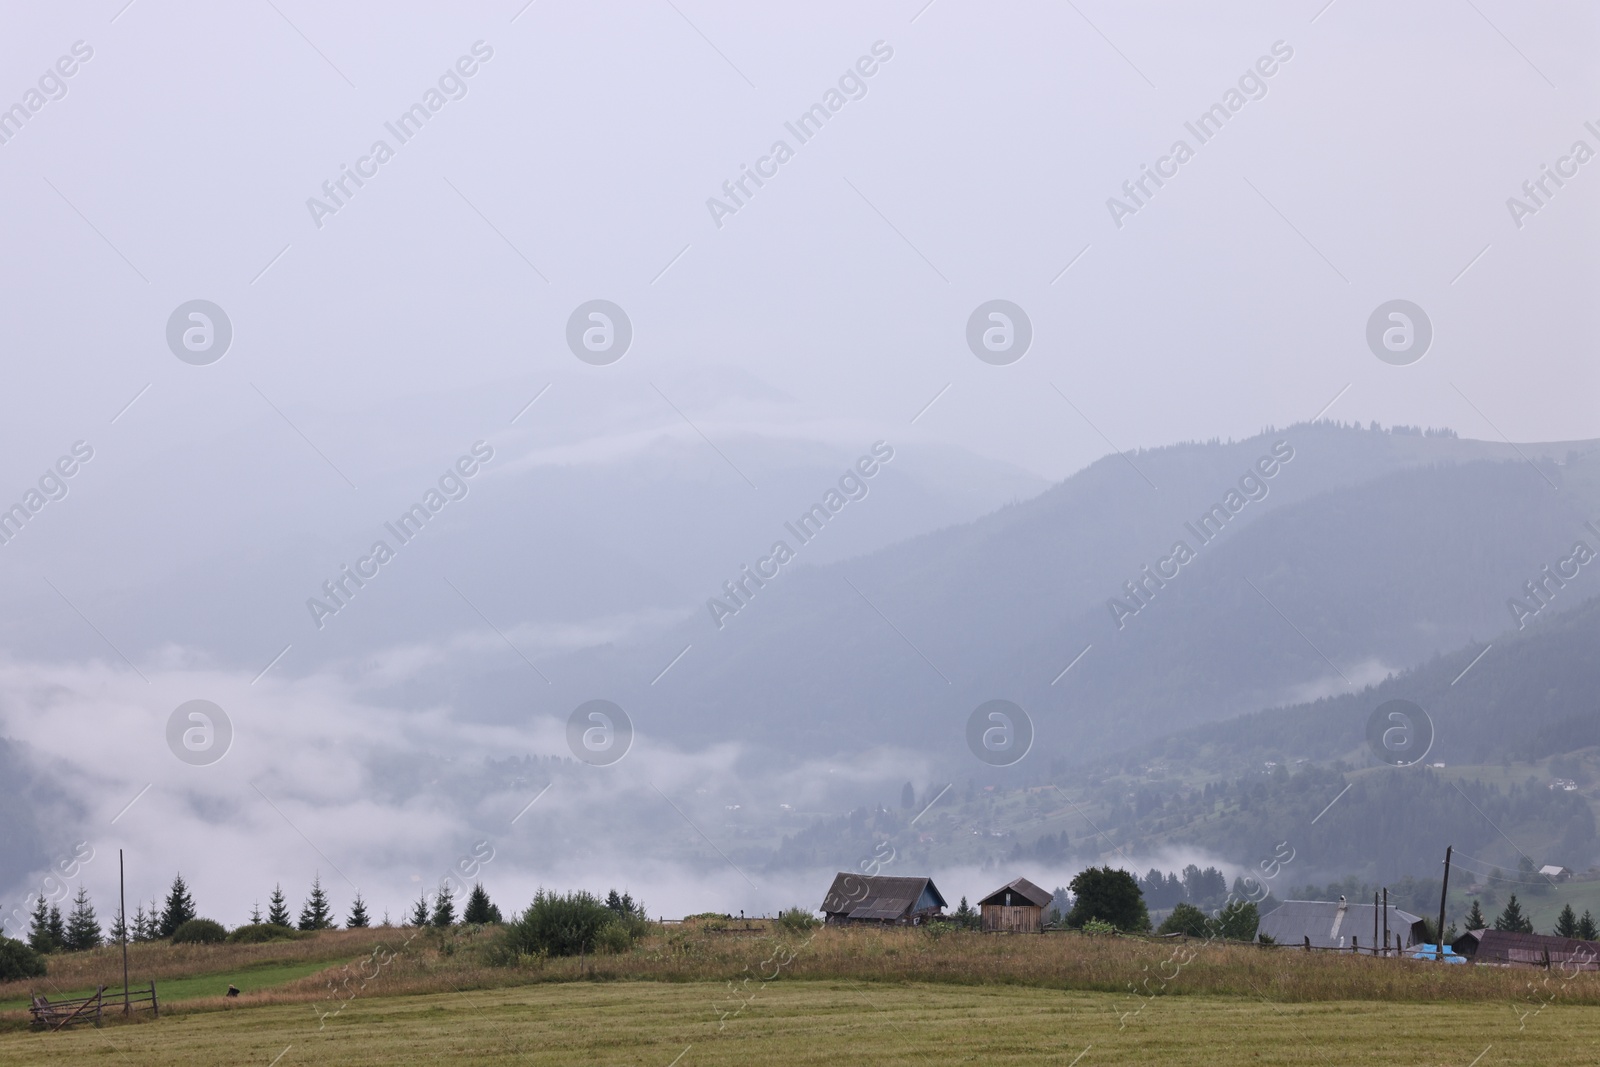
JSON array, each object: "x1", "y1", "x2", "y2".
[
  {"x1": 228, "y1": 923, "x2": 304, "y2": 944},
  {"x1": 0, "y1": 936, "x2": 47, "y2": 981},
  {"x1": 1081, "y1": 918, "x2": 1118, "y2": 935},
  {"x1": 1157, "y1": 901, "x2": 1209, "y2": 937},
  {"x1": 500, "y1": 890, "x2": 639, "y2": 959},
  {"x1": 776, "y1": 907, "x2": 820, "y2": 934},
  {"x1": 171, "y1": 918, "x2": 227, "y2": 944}
]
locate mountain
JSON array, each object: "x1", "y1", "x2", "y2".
[{"x1": 510, "y1": 423, "x2": 1600, "y2": 767}]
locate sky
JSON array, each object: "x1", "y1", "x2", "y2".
[{"x1": 0, "y1": 0, "x2": 1595, "y2": 922}]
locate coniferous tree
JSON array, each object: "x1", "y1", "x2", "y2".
[
  {"x1": 1464, "y1": 899, "x2": 1487, "y2": 931},
  {"x1": 1578, "y1": 910, "x2": 1599, "y2": 941},
  {"x1": 1556, "y1": 903, "x2": 1580, "y2": 939},
  {"x1": 462, "y1": 883, "x2": 497, "y2": 925},
  {"x1": 267, "y1": 884, "x2": 292, "y2": 927},
  {"x1": 298, "y1": 874, "x2": 335, "y2": 931},
  {"x1": 1494, "y1": 894, "x2": 1534, "y2": 934},
  {"x1": 249, "y1": 900, "x2": 264, "y2": 925},
  {"x1": 108, "y1": 906, "x2": 129, "y2": 946},
  {"x1": 431, "y1": 883, "x2": 456, "y2": 927},
  {"x1": 27, "y1": 897, "x2": 57, "y2": 953},
  {"x1": 407, "y1": 889, "x2": 430, "y2": 927},
  {"x1": 346, "y1": 892, "x2": 371, "y2": 929},
  {"x1": 951, "y1": 896, "x2": 980, "y2": 930},
  {"x1": 158, "y1": 874, "x2": 197, "y2": 938},
  {"x1": 131, "y1": 902, "x2": 156, "y2": 942},
  {"x1": 900, "y1": 782, "x2": 915, "y2": 809},
  {"x1": 47, "y1": 904, "x2": 66, "y2": 949},
  {"x1": 64, "y1": 886, "x2": 101, "y2": 951}
]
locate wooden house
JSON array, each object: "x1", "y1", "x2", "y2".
[
  {"x1": 978, "y1": 877, "x2": 1052, "y2": 933},
  {"x1": 820, "y1": 873, "x2": 946, "y2": 925}
]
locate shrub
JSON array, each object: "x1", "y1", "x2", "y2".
[
  {"x1": 0, "y1": 936, "x2": 47, "y2": 981},
  {"x1": 229, "y1": 923, "x2": 304, "y2": 944},
  {"x1": 776, "y1": 907, "x2": 820, "y2": 934},
  {"x1": 171, "y1": 918, "x2": 227, "y2": 944},
  {"x1": 500, "y1": 889, "x2": 639, "y2": 959},
  {"x1": 1157, "y1": 901, "x2": 1209, "y2": 937},
  {"x1": 1081, "y1": 918, "x2": 1118, "y2": 935}
]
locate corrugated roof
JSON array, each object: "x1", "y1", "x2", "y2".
[
  {"x1": 977, "y1": 877, "x2": 1053, "y2": 909},
  {"x1": 820, "y1": 873, "x2": 946, "y2": 919},
  {"x1": 1257, "y1": 900, "x2": 1426, "y2": 949}
]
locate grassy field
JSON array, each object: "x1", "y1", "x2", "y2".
[
  {"x1": 5, "y1": 924, "x2": 1600, "y2": 1063},
  {"x1": 3, "y1": 980, "x2": 1598, "y2": 1066}
]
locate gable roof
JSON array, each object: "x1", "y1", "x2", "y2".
[
  {"x1": 820, "y1": 873, "x2": 946, "y2": 919},
  {"x1": 1454, "y1": 928, "x2": 1600, "y2": 966},
  {"x1": 977, "y1": 877, "x2": 1053, "y2": 909},
  {"x1": 1257, "y1": 900, "x2": 1426, "y2": 949}
]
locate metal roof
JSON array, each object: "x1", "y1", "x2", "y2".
[
  {"x1": 1454, "y1": 929, "x2": 1600, "y2": 967},
  {"x1": 1257, "y1": 900, "x2": 1426, "y2": 949},
  {"x1": 977, "y1": 877, "x2": 1053, "y2": 909},
  {"x1": 820, "y1": 873, "x2": 947, "y2": 919}
]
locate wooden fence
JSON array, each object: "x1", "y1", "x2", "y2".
[{"x1": 29, "y1": 982, "x2": 158, "y2": 1030}]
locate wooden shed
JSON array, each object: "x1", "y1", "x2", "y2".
[
  {"x1": 978, "y1": 877, "x2": 1052, "y2": 933},
  {"x1": 820, "y1": 873, "x2": 947, "y2": 926}
]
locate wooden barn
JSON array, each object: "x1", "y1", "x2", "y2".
[
  {"x1": 820, "y1": 873, "x2": 946, "y2": 925},
  {"x1": 978, "y1": 877, "x2": 1052, "y2": 933}
]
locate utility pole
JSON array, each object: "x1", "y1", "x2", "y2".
[
  {"x1": 1435, "y1": 845, "x2": 1453, "y2": 962},
  {"x1": 120, "y1": 849, "x2": 130, "y2": 1015}
]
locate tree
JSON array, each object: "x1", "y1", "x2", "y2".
[
  {"x1": 1209, "y1": 899, "x2": 1259, "y2": 942},
  {"x1": 0, "y1": 937, "x2": 47, "y2": 981},
  {"x1": 249, "y1": 900, "x2": 263, "y2": 925},
  {"x1": 463, "y1": 883, "x2": 500, "y2": 925},
  {"x1": 1464, "y1": 899, "x2": 1487, "y2": 931},
  {"x1": 407, "y1": 889, "x2": 430, "y2": 927},
  {"x1": 1156, "y1": 901, "x2": 1208, "y2": 937},
  {"x1": 1578, "y1": 910, "x2": 1599, "y2": 942},
  {"x1": 298, "y1": 875, "x2": 335, "y2": 931},
  {"x1": 64, "y1": 886, "x2": 101, "y2": 951},
  {"x1": 47, "y1": 904, "x2": 65, "y2": 950},
  {"x1": 131, "y1": 902, "x2": 157, "y2": 942},
  {"x1": 1065, "y1": 867, "x2": 1150, "y2": 932},
  {"x1": 108, "y1": 906, "x2": 129, "y2": 946},
  {"x1": 267, "y1": 884, "x2": 293, "y2": 927},
  {"x1": 951, "y1": 896, "x2": 980, "y2": 930},
  {"x1": 1555, "y1": 903, "x2": 1580, "y2": 939},
  {"x1": 1494, "y1": 894, "x2": 1534, "y2": 934},
  {"x1": 900, "y1": 782, "x2": 915, "y2": 809},
  {"x1": 346, "y1": 893, "x2": 371, "y2": 929},
  {"x1": 159, "y1": 874, "x2": 197, "y2": 938},
  {"x1": 431, "y1": 883, "x2": 456, "y2": 927},
  {"x1": 27, "y1": 897, "x2": 58, "y2": 953}
]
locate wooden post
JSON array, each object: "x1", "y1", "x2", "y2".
[
  {"x1": 1373, "y1": 892, "x2": 1379, "y2": 956},
  {"x1": 120, "y1": 849, "x2": 130, "y2": 1016},
  {"x1": 149, "y1": 981, "x2": 158, "y2": 1018},
  {"x1": 1304, "y1": 935, "x2": 1310, "y2": 951},
  {"x1": 1436, "y1": 845, "x2": 1453, "y2": 962},
  {"x1": 1382, "y1": 888, "x2": 1389, "y2": 956},
  {"x1": 1352, "y1": 935, "x2": 1359, "y2": 954}
]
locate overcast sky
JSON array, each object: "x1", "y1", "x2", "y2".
[{"x1": 0, "y1": 0, "x2": 1595, "y2": 919}]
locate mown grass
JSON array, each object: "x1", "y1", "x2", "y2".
[{"x1": 2, "y1": 979, "x2": 1596, "y2": 1066}]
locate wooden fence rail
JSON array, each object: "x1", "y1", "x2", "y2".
[{"x1": 29, "y1": 981, "x2": 158, "y2": 1030}]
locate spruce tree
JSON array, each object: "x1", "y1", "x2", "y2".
[
  {"x1": 1464, "y1": 899, "x2": 1487, "y2": 931},
  {"x1": 431, "y1": 883, "x2": 456, "y2": 927},
  {"x1": 462, "y1": 883, "x2": 496, "y2": 925},
  {"x1": 407, "y1": 889, "x2": 430, "y2": 927},
  {"x1": 131, "y1": 902, "x2": 155, "y2": 942},
  {"x1": 298, "y1": 874, "x2": 335, "y2": 931},
  {"x1": 249, "y1": 900, "x2": 263, "y2": 925},
  {"x1": 267, "y1": 884, "x2": 292, "y2": 927},
  {"x1": 108, "y1": 906, "x2": 129, "y2": 946},
  {"x1": 47, "y1": 904, "x2": 66, "y2": 949},
  {"x1": 27, "y1": 897, "x2": 56, "y2": 953},
  {"x1": 1578, "y1": 910, "x2": 1599, "y2": 941},
  {"x1": 1493, "y1": 894, "x2": 1534, "y2": 934},
  {"x1": 1555, "y1": 903, "x2": 1580, "y2": 939},
  {"x1": 346, "y1": 892, "x2": 371, "y2": 929},
  {"x1": 64, "y1": 886, "x2": 101, "y2": 951},
  {"x1": 159, "y1": 874, "x2": 197, "y2": 938}
]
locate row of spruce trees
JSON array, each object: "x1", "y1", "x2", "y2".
[{"x1": 18, "y1": 873, "x2": 511, "y2": 954}]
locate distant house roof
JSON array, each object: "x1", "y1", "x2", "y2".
[
  {"x1": 1453, "y1": 929, "x2": 1600, "y2": 967},
  {"x1": 1257, "y1": 900, "x2": 1426, "y2": 949},
  {"x1": 978, "y1": 877, "x2": 1053, "y2": 909},
  {"x1": 820, "y1": 874, "x2": 947, "y2": 922},
  {"x1": 1539, "y1": 865, "x2": 1573, "y2": 878}
]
